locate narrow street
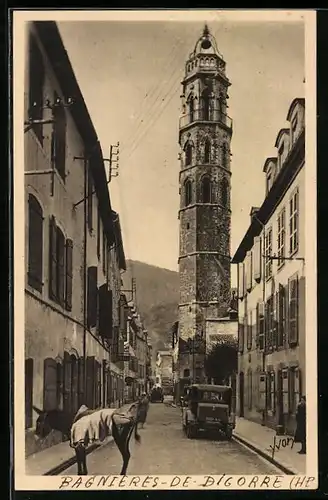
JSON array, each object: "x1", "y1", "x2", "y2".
[{"x1": 63, "y1": 401, "x2": 280, "y2": 476}]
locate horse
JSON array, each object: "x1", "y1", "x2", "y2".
[{"x1": 33, "y1": 403, "x2": 141, "y2": 475}]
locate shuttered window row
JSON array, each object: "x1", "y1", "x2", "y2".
[{"x1": 49, "y1": 216, "x2": 73, "y2": 311}]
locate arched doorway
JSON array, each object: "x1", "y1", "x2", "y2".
[{"x1": 239, "y1": 372, "x2": 244, "y2": 417}]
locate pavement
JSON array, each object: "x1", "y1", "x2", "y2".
[
  {"x1": 25, "y1": 403, "x2": 136, "y2": 476},
  {"x1": 62, "y1": 401, "x2": 281, "y2": 476},
  {"x1": 25, "y1": 401, "x2": 306, "y2": 476},
  {"x1": 233, "y1": 417, "x2": 306, "y2": 475}
]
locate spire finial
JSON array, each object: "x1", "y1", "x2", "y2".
[{"x1": 203, "y1": 24, "x2": 210, "y2": 37}]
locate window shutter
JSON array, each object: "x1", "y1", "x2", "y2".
[
  {"x1": 253, "y1": 236, "x2": 262, "y2": 282},
  {"x1": 98, "y1": 284, "x2": 113, "y2": 339},
  {"x1": 49, "y1": 216, "x2": 57, "y2": 299},
  {"x1": 56, "y1": 362, "x2": 63, "y2": 409},
  {"x1": 65, "y1": 239, "x2": 73, "y2": 311},
  {"x1": 63, "y1": 352, "x2": 72, "y2": 414},
  {"x1": 87, "y1": 266, "x2": 98, "y2": 328},
  {"x1": 238, "y1": 263, "x2": 245, "y2": 300},
  {"x1": 57, "y1": 229, "x2": 65, "y2": 307},
  {"x1": 44, "y1": 358, "x2": 58, "y2": 411},
  {"x1": 246, "y1": 251, "x2": 252, "y2": 291},
  {"x1": 273, "y1": 292, "x2": 278, "y2": 349},
  {"x1": 86, "y1": 356, "x2": 96, "y2": 408},
  {"x1": 28, "y1": 195, "x2": 43, "y2": 292},
  {"x1": 238, "y1": 321, "x2": 244, "y2": 353},
  {"x1": 288, "y1": 276, "x2": 299, "y2": 345},
  {"x1": 25, "y1": 359, "x2": 34, "y2": 429}
]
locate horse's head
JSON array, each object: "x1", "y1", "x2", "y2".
[{"x1": 33, "y1": 406, "x2": 53, "y2": 439}]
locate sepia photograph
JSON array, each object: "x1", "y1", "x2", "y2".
[{"x1": 13, "y1": 9, "x2": 317, "y2": 490}]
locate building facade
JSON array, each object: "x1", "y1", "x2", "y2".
[
  {"x1": 24, "y1": 21, "x2": 127, "y2": 456},
  {"x1": 176, "y1": 25, "x2": 233, "y2": 388},
  {"x1": 232, "y1": 98, "x2": 305, "y2": 435},
  {"x1": 155, "y1": 350, "x2": 173, "y2": 394}
]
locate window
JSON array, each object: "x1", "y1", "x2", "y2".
[
  {"x1": 291, "y1": 115, "x2": 298, "y2": 143},
  {"x1": 189, "y1": 98, "x2": 194, "y2": 123},
  {"x1": 185, "y1": 143, "x2": 192, "y2": 166},
  {"x1": 247, "y1": 310, "x2": 252, "y2": 350},
  {"x1": 289, "y1": 189, "x2": 299, "y2": 255},
  {"x1": 257, "y1": 302, "x2": 265, "y2": 350},
  {"x1": 266, "y1": 372, "x2": 275, "y2": 413},
  {"x1": 184, "y1": 179, "x2": 192, "y2": 206},
  {"x1": 43, "y1": 358, "x2": 58, "y2": 411},
  {"x1": 201, "y1": 176, "x2": 211, "y2": 203},
  {"x1": 87, "y1": 173, "x2": 93, "y2": 232},
  {"x1": 238, "y1": 321, "x2": 244, "y2": 353},
  {"x1": 28, "y1": 35, "x2": 45, "y2": 144},
  {"x1": 202, "y1": 90, "x2": 210, "y2": 120},
  {"x1": 288, "y1": 275, "x2": 299, "y2": 345},
  {"x1": 51, "y1": 92, "x2": 67, "y2": 180},
  {"x1": 266, "y1": 172, "x2": 273, "y2": 193},
  {"x1": 277, "y1": 209, "x2": 286, "y2": 268},
  {"x1": 49, "y1": 217, "x2": 73, "y2": 309},
  {"x1": 102, "y1": 230, "x2": 107, "y2": 275},
  {"x1": 247, "y1": 370, "x2": 252, "y2": 410},
  {"x1": 221, "y1": 178, "x2": 228, "y2": 207},
  {"x1": 265, "y1": 295, "x2": 274, "y2": 350},
  {"x1": 222, "y1": 143, "x2": 228, "y2": 169},
  {"x1": 97, "y1": 203, "x2": 101, "y2": 258},
  {"x1": 278, "y1": 142, "x2": 285, "y2": 171},
  {"x1": 253, "y1": 236, "x2": 262, "y2": 283},
  {"x1": 288, "y1": 367, "x2": 301, "y2": 414},
  {"x1": 28, "y1": 194, "x2": 43, "y2": 292},
  {"x1": 264, "y1": 227, "x2": 272, "y2": 280},
  {"x1": 25, "y1": 358, "x2": 33, "y2": 429},
  {"x1": 277, "y1": 284, "x2": 286, "y2": 347},
  {"x1": 204, "y1": 138, "x2": 211, "y2": 163}
]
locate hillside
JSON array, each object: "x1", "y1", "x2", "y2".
[{"x1": 122, "y1": 260, "x2": 179, "y2": 358}]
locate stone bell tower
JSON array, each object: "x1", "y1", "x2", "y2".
[{"x1": 177, "y1": 25, "x2": 233, "y2": 383}]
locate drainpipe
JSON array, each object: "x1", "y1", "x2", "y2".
[{"x1": 83, "y1": 154, "x2": 88, "y2": 402}]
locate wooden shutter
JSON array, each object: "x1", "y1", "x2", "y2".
[
  {"x1": 289, "y1": 276, "x2": 299, "y2": 345},
  {"x1": 63, "y1": 352, "x2": 72, "y2": 414},
  {"x1": 28, "y1": 195, "x2": 43, "y2": 292},
  {"x1": 65, "y1": 239, "x2": 73, "y2": 311},
  {"x1": 253, "y1": 236, "x2": 261, "y2": 282},
  {"x1": 246, "y1": 251, "x2": 252, "y2": 291},
  {"x1": 43, "y1": 358, "x2": 57, "y2": 411},
  {"x1": 258, "y1": 372, "x2": 266, "y2": 411},
  {"x1": 56, "y1": 362, "x2": 63, "y2": 409},
  {"x1": 57, "y1": 228, "x2": 65, "y2": 306},
  {"x1": 49, "y1": 216, "x2": 57, "y2": 299},
  {"x1": 87, "y1": 266, "x2": 98, "y2": 328},
  {"x1": 25, "y1": 359, "x2": 33, "y2": 429},
  {"x1": 98, "y1": 284, "x2": 113, "y2": 339},
  {"x1": 86, "y1": 356, "x2": 96, "y2": 408},
  {"x1": 238, "y1": 263, "x2": 244, "y2": 300},
  {"x1": 238, "y1": 321, "x2": 244, "y2": 353}
]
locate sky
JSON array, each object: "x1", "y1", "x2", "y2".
[{"x1": 58, "y1": 18, "x2": 304, "y2": 284}]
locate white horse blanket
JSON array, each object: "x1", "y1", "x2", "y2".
[{"x1": 70, "y1": 404, "x2": 138, "y2": 448}]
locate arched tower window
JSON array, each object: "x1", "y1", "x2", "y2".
[
  {"x1": 189, "y1": 97, "x2": 194, "y2": 123},
  {"x1": 204, "y1": 138, "x2": 211, "y2": 164},
  {"x1": 201, "y1": 176, "x2": 211, "y2": 203},
  {"x1": 184, "y1": 179, "x2": 192, "y2": 206},
  {"x1": 222, "y1": 143, "x2": 229, "y2": 169},
  {"x1": 185, "y1": 143, "x2": 192, "y2": 166},
  {"x1": 221, "y1": 177, "x2": 229, "y2": 207},
  {"x1": 202, "y1": 89, "x2": 210, "y2": 121}
]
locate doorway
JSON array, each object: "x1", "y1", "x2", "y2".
[{"x1": 239, "y1": 372, "x2": 244, "y2": 417}]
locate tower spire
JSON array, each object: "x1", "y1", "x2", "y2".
[{"x1": 203, "y1": 24, "x2": 210, "y2": 37}]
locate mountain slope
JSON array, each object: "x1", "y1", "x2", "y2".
[{"x1": 122, "y1": 260, "x2": 179, "y2": 358}]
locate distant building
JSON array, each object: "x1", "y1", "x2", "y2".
[
  {"x1": 24, "y1": 21, "x2": 127, "y2": 455},
  {"x1": 155, "y1": 350, "x2": 173, "y2": 394},
  {"x1": 176, "y1": 25, "x2": 233, "y2": 393},
  {"x1": 232, "y1": 98, "x2": 305, "y2": 435}
]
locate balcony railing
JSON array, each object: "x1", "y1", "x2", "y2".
[{"x1": 179, "y1": 107, "x2": 232, "y2": 130}]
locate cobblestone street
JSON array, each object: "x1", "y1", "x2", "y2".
[{"x1": 63, "y1": 402, "x2": 280, "y2": 476}]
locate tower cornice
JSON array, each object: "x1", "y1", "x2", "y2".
[
  {"x1": 179, "y1": 164, "x2": 232, "y2": 177},
  {"x1": 178, "y1": 203, "x2": 231, "y2": 214}
]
